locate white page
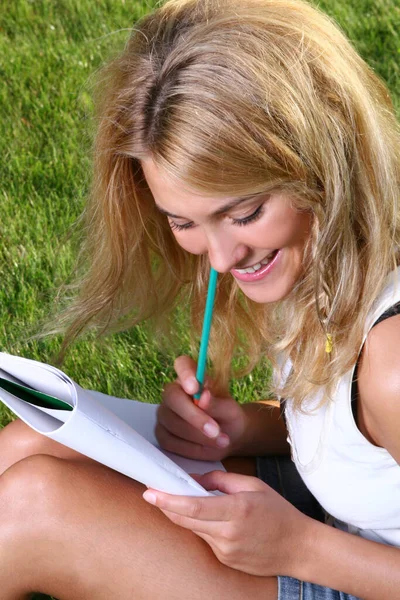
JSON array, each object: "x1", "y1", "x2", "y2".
[
  {"x1": 0, "y1": 354, "x2": 73, "y2": 404},
  {"x1": 23, "y1": 404, "x2": 69, "y2": 423},
  {"x1": 87, "y1": 390, "x2": 225, "y2": 476}
]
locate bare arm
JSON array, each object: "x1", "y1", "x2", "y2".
[
  {"x1": 295, "y1": 516, "x2": 400, "y2": 599},
  {"x1": 231, "y1": 400, "x2": 290, "y2": 456},
  {"x1": 292, "y1": 314, "x2": 400, "y2": 598}
]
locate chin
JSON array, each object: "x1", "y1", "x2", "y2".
[
  {"x1": 237, "y1": 285, "x2": 288, "y2": 304},
  {"x1": 236, "y1": 276, "x2": 298, "y2": 304}
]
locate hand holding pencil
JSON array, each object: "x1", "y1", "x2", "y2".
[
  {"x1": 156, "y1": 355, "x2": 247, "y2": 461},
  {"x1": 155, "y1": 267, "x2": 248, "y2": 462}
]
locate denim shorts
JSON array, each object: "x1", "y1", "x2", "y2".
[{"x1": 256, "y1": 456, "x2": 360, "y2": 600}]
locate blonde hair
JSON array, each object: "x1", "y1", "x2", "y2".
[{"x1": 59, "y1": 0, "x2": 400, "y2": 408}]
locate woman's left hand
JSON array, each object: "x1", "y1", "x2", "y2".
[{"x1": 143, "y1": 471, "x2": 309, "y2": 576}]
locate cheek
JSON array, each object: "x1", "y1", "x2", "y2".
[
  {"x1": 172, "y1": 230, "x2": 206, "y2": 255},
  {"x1": 254, "y1": 208, "x2": 311, "y2": 248}
]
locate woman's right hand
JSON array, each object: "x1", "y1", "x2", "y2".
[{"x1": 155, "y1": 356, "x2": 248, "y2": 461}]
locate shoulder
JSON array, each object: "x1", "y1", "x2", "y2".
[{"x1": 357, "y1": 314, "x2": 400, "y2": 462}]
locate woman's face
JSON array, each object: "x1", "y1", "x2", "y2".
[{"x1": 141, "y1": 158, "x2": 312, "y2": 304}]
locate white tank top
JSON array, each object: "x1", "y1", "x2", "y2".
[{"x1": 284, "y1": 267, "x2": 400, "y2": 547}]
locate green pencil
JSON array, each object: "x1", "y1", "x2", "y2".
[{"x1": 194, "y1": 267, "x2": 218, "y2": 401}]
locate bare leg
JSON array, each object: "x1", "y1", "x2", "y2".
[
  {"x1": 0, "y1": 454, "x2": 277, "y2": 600},
  {"x1": 0, "y1": 421, "x2": 273, "y2": 599},
  {"x1": 0, "y1": 419, "x2": 95, "y2": 476},
  {"x1": 0, "y1": 419, "x2": 257, "y2": 476}
]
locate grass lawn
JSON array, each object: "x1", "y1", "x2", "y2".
[{"x1": 0, "y1": 0, "x2": 399, "y2": 598}]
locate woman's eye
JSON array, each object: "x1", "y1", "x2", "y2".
[
  {"x1": 169, "y1": 220, "x2": 195, "y2": 232},
  {"x1": 231, "y1": 204, "x2": 264, "y2": 226},
  {"x1": 167, "y1": 202, "x2": 265, "y2": 231}
]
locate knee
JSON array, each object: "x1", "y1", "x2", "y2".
[
  {"x1": 0, "y1": 455, "x2": 83, "y2": 594},
  {"x1": 0, "y1": 454, "x2": 70, "y2": 524},
  {"x1": 0, "y1": 418, "x2": 55, "y2": 460}
]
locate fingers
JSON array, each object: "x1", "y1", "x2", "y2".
[
  {"x1": 170, "y1": 354, "x2": 241, "y2": 426},
  {"x1": 195, "y1": 471, "x2": 267, "y2": 495},
  {"x1": 157, "y1": 406, "x2": 211, "y2": 445},
  {"x1": 174, "y1": 355, "x2": 201, "y2": 395},
  {"x1": 158, "y1": 355, "x2": 242, "y2": 460},
  {"x1": 142, "y1": 473, "x2": 266, "y2": 521},
  {"x1": 161, "y1": 382, "x2": 224, "y2": 441},
  {"x1": 157, "y1": 403, "x2": 230, "y2": 449},
  {"x1": 158, "y1": 509, "x2": 221, "y2": 539},
  {"x1": 155, "y1": 423, "x2": 229, "y2": 460},
  {"x1": 195, "y1": 389, "x2": 241, "y2": 424},
  {"x1": 143, "y1": 488, "x2": 236, "y2": 522}
]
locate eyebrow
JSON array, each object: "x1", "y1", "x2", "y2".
[{"x1": 154, "y1": 194, "x2": 260, "y2": 220}]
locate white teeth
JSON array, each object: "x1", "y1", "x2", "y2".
[
  {"x1": 235, "y1": 252, "x2": 277, "y2": 274},
  {"x1": 261, "y1": 251, "x2": 276, "y2": 265},
  {"x1": 236, "y1": 267, "x2": 251, "y2": 274},
  {"x1": 245, "y1": 262, "x2": 263, "y2": 273}
]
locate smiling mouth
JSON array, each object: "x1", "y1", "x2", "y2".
[{"x1": 234, "y1": 250, "x2": 279, "y2": 274}]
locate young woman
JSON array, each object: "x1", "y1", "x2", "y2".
[{"x1": 1, "y1": 0, "x2": 399, "y2": 598}]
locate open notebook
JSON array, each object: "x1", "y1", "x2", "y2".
[{"x1": 0, "y1": 352, "x2": 224, "y2": 496}]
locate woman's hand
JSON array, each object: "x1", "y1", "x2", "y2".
[
  {"x1": 156, "y1": 355, "x2": 248, "y2": 461},
  {"x1": 143, "y1": 471, "x2": 308, "y2": 577}
]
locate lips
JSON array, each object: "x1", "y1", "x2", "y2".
[{"x1": 231, "y1": 249, "x2": 281, "y2": 282}]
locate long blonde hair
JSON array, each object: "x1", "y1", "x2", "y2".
[{"x1": 59, "y1": 0, "x2": 400, "y2": 408}]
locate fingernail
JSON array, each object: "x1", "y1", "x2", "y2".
[
  {"x1": 200, "y1": 388, "x2": 210, "y2": 401},
  {"x1": 187, "y1": 377, "x2": 199, "y2": 394},
  {"x1": 203, "y1": 422, "x2": 219, "y2": 438},
  {"x1": 143, "y1": 491, "x2": 157, "y2": 505},
  {"x1": 216, "y1": 435, "x2": 230, "y2": 448}
]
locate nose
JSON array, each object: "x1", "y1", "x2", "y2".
[{"x1": 206, "y1": 231, "x2": 249, "y2": 273}]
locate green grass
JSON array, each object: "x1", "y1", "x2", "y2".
[
  {"x1": 0, "y1": 1, "x2": 399, "y2": 598},
  {"x1": 318, "y1": 0, "x2": 400, "y2": 112},
  {"x1": 1, "y1": 0, "x2": 399, "y2": 417},
  {"x1": 0, "y1": 0, "x2": 279, "y2": 432}
]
